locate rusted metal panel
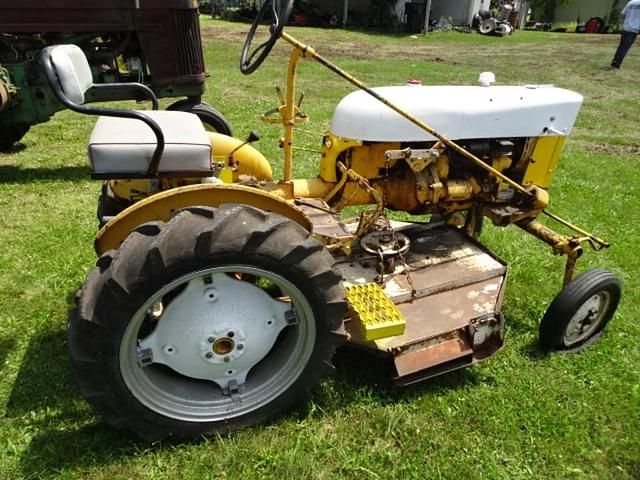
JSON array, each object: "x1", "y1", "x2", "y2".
[
  {"x1": 471, "y1": 313, "x2": 504, "y2": 360},
  {"x1": 394, "y1": 335, "x2": 472, "y2": 377},
  {"x1": 339, "y1": 224, "x2": 506, "y2": 345}
]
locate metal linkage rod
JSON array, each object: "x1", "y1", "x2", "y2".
[{"x1": 280, "y1": 32, "x2": 534, "y2": 199}]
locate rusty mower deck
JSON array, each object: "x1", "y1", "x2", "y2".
[{"x1": 332, "y1": 222, "x2": 507, "y2": 386}]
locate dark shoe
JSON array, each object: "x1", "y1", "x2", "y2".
[{"x1": 611, "y1": 62, "x2": 620, "y2": 69}]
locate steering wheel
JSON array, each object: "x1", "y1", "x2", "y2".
[{"x1": 240, "y1": 0, "x2": 294, "y2": 75}]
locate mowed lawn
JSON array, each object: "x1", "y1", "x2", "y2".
[{"x1": 0, "y1": 18, "x2": 638, "y2": 479}]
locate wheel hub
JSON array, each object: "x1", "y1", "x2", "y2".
[
  {"x1": 563, "y1": 292, "x2": 610, "y2": 346},
  {"x1": 200, "y1": 326, "x2": 246, "y2": 364},
  {"x1": 138, "y1": 273, "x2": 291, "y2": 389},
  {"x1": 212, "y1": 337, "x2": 235, "y2": 356}
]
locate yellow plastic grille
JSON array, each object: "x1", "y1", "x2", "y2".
[{"x1": 345, "y1": 283, "x2": 406, "y2": 341}]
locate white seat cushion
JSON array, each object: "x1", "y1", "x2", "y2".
[
  {"x1": 88, "y1": 110, "x2": 212, "y2": 174},
  {"x1": 47, "y1": 45, "x2": 93, "y2": 105}
]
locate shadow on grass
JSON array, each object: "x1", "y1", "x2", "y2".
[
  {"x1": 310, "y1": 345, "x2": 493, "y2": 412},
  {"x1": 19, "y1": 424, "x2": 142, "y2": 479},
  {"x1": 0, "y1": 142, "x2": 27, "y2": 154},
  {"x1": 520, "y1": 339, "x2": 549, "y2": 361},
  {"x1": 0, "y1": 165, "x2": 89, "y2": 183},
  {"x1": 8, "y1": 315, "x2": 493, "y2": 476},
  {"x1": 5, "y1": 329, "x2": 76, "y2": 417},
  {"x1": 6, "y1": 327, "x2": 147, "y2": 477},
  {"x1": 0, "y1": 336, "x2": 17, "y2": 373}
]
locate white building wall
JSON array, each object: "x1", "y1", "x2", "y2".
[
  {"x1": 429, "y1": 0, "x2": 490, "y2": 26},
  {"x1": 307, "y1": 0, "x2": 494, "y2": 27}
]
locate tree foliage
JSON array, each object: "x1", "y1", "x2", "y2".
[{"x1": 528, "y1": 0, "x2": 573, "y2": 23}]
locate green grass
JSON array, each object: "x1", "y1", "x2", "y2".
[{"x1": 1, "y1": 20, "x2": 639, "y2": 479}]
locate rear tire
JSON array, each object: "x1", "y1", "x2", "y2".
[
  {"x1": 69, "y1": 205, "x2": 346, "y2": 440},
  {"x1": 539, "y1": 269, "x2": 621, "y2": 353},
  {"x1": 0, "y1": 123, "x2": 30, "y2": 151}
]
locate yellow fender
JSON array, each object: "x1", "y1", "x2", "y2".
[
  {"x1": 209, "y1": 132, "x2": 273, "y2": 182},
  {"x1": 94, "y1": 183, "x2": 311, "y2": 256}
]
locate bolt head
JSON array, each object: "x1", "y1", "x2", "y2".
[{"x1": 205, "y1": 352, "x2": 213, "y2": 359}]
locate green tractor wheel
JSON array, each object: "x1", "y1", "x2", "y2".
[
  {"x1": 167, "y1": 100, "x2": 233, "y2": 136},
  {"x1": 0, "y1": 123, "x2": 30, "y2": 151}
]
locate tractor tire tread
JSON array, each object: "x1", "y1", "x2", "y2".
[{"x1": 70, "y1": 204, "x2": 346, "y2": 440}]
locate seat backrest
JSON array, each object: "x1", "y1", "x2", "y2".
[{"x1": 42, "y1": 44, "x2": 93, "y2": 105}]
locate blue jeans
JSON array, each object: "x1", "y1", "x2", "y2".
[{"x1": 612, "y1": 30, "x2": 637, "y2": 68}]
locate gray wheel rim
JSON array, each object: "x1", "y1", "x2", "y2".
[
  {"x1": 119, "y1": 265, "x2": 316, "y2": 423},
  {"x1": 563, "y1": 291, "x2": 611, "y2": 347}
]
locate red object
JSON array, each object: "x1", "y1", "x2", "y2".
[
  {"x1": 584, "y1": 17, "x2": 604, "y2": 33},
  {"x1": 407, "y1": 79, "x2": 422, "y2": 85},
  {"x1": 293, "y1": 14, "x2": 308, "y2": 26}
]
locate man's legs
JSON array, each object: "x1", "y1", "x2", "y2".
[{"x1": 612, "y1": 31, "x2": 638, "y2": 68}]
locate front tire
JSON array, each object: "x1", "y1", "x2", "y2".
[
  {"x1": 69, "y1": 205, "x2": 346, "y2": 440},
  {"x1": 539, "y1": 269, "x2": 621, "y2": 353}
]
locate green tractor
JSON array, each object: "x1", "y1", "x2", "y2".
[{"x1": 0, "y1": 0, "x2": 231, "y2": 151}]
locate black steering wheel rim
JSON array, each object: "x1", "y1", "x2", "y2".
[{"x1": 240, "y1": 0, "x2": 294, "y2": 75}]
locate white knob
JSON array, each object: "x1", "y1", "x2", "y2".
[{"x1": 478, "y1": 72, "x2": 496, "y2": 87}]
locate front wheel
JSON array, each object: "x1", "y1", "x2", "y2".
[
  {"x1": 69, "y1": 205, "x2": 346, "y2": 440},
  {"x1": 539, "y1": 269, "x2": 621, "y2": 353}
]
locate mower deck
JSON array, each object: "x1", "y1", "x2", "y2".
[{"x1": 332, "y1": 223, "x2": 507, "y2": 385}]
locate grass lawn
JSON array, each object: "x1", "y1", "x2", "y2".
[{"x1": 1, "y1": 19, "x2": 639, "y2": 479}]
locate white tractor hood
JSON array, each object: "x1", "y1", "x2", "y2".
[{"x1": 330, "y1": 84, "x2": 583, "y2": 142}]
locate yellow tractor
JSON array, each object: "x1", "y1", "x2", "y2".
[{"x1": 45, "y1": 1, "x2": 620, "y2": 441}]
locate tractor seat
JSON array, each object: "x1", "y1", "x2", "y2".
[
  {"x1": 41, "y1": 44, "x2": 212, "y2": 179},
  {"x1": 88, "y1": 111, "x2": 211, "y2": 176}
]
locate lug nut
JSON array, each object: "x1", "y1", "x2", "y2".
[
  {"x1": 207, "y1": 336, "x2": 215, "y2": 343},
  {"x1": 205, "y1": 352, "x2": 213, "y2": 359}
]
